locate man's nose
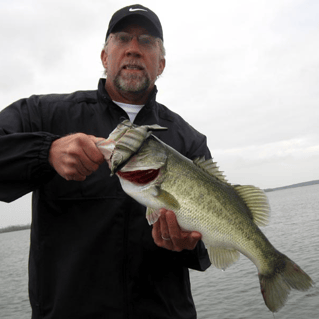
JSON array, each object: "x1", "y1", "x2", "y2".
[{"x1": 125, "y1": 37, "x2": 142, "y2": 57}]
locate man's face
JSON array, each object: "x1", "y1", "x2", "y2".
[{"x1": 101, "y1": 25, "x2": 165, "y2": 99}]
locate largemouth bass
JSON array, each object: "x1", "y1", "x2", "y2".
[{"x1": 97, "y1": 120, "x2": 313, "y2": 313}]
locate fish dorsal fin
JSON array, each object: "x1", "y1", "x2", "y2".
[
  {"x1": 233, "y1": 185, "x2": 270, "y2": 227},
  {"x1": 193, "y1": 157, "x2": 229, "y2": 184}
]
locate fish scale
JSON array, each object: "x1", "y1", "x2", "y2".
[
  {"x1": 97, "y1": 120, "x2": 314, "y2": 313},
  {"x1": 163, "y1": 153, "x2": 254, "y2": 249}
]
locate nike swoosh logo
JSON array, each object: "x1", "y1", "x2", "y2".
[{"x1": 129, "y1": 8, "x2": 148, "y2": 12}]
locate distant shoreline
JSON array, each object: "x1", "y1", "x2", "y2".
[
  {"x1": 264, "y1": 180, "x2": 319, "y2": 192},
  {"x1": 0, "y1": 224, "x2": 31, "y2": 234}
]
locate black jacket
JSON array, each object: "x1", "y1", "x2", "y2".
[{"x1": 0, "y1": 79, "x2": 211, "y2": 319}]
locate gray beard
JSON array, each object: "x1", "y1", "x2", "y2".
[{"x1": 114, "y1": 71, "x2": 151, "y2": 94}]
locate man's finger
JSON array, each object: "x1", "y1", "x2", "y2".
[
  {"x1": 152, "y1": 218, "x2": 161, "y2": 243},
  {"x1": 162, "y1": 210, "x2": 185, "y2": 251},
  {"x1": 49, "y1": 133, "x2": 105, "y2": 181},
  {"x1": 152, "y1": 209, "x2": 202, "y2": 252},
  {"x1": 77, "y1": 153, "x2": 96, "y2": 175},
  {"x1": 83, "y1": 136, "x2": 105, "y2": 165},
  {"x1": 164, "y1": 210, "x2": 181, "y2": 238},
  {"x1": 165, "y1": 211, "x2": 201, "y2": 251},
  {"x1": 152, "y1": 215, "x2": 174, "y2": 250},
  {"x1": 159, "y1": 209, "x2": 171, "y2": 240},
  {"x1": 184, "y1": 231, "x2": 202, "y2": 250}
]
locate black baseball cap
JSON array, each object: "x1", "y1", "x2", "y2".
[{"x1": 105, "y1": 4, "x2": 163, "y2": 42}]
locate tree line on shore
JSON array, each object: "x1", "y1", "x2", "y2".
[
  {"x1": 0, "y1": 224, "x2": 31, "y2": 234},
  {"x1": 264, "y1": 180, "x2": 319, "y2": 192}
]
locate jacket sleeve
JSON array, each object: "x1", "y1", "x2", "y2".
[{"x1": 0, "y1": 97, "x2": 59, "y2": 202}]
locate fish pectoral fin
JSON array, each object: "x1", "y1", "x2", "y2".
[
  {"x1": 233, "y1": 185, "x2": 270, "y2": 227},
  {"x1": 150, "y1": 186, "x2": 180, "y2": 211},
  {"x1": 207, "y1": 246, "x2": 240, "y2": 270},
  {"x1": 145, "y1": 187, "x2": 180, "y2": 225},
  {"x1": 146, "y1": 207, "x2": 161, "y2": 225}
]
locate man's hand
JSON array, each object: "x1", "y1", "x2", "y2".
[
  {"x1": 48, "y1": 133, "x2": 105, "y2": 181},
  {"x1": 152, "y1": 209, "x2": 202, "y2": 252}
]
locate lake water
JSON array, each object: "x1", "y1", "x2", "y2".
[
  {"x1": 0, "y1": 185, "x2": 318, "y2": 318},
  {"x1": 0, "y1": 230, "x2": 30, "y2": 318}
]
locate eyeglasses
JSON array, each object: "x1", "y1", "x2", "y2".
[{"x1": 112, "y1": 32, "x2": 158, "y2": 49}]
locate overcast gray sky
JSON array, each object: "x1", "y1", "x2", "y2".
[{"x1": 1, "y1": 0, "x2": 318, "y2": 227}]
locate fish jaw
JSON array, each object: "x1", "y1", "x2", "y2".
[
  {"x1": 96, "y1": 139, "x2": 115, "y2": 167},
  {"x1": 96, "y1": 120, "x2": 168, "y2": 175},
  {"x1": 116, "y1": 163, "x2": 180, "y2": 214}
]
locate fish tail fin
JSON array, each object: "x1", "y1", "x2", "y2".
[{"x1": 258, "y1": 254, "x2": 314, "y2": 313}]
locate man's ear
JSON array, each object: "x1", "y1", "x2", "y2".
[
  {"x1": 101, "y1": 50, "x2": 108, "y2": 70},
  {"x1": 157, "y1": 58, "x2": 166, "y2": 76}
]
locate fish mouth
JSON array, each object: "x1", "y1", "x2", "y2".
[{"x1": 117, "y1": 168, "x2": 160, "y2": 185}]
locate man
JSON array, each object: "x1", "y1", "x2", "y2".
[{"x1": 0, "y1": 4, "x2": 211, "y2": 319}]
